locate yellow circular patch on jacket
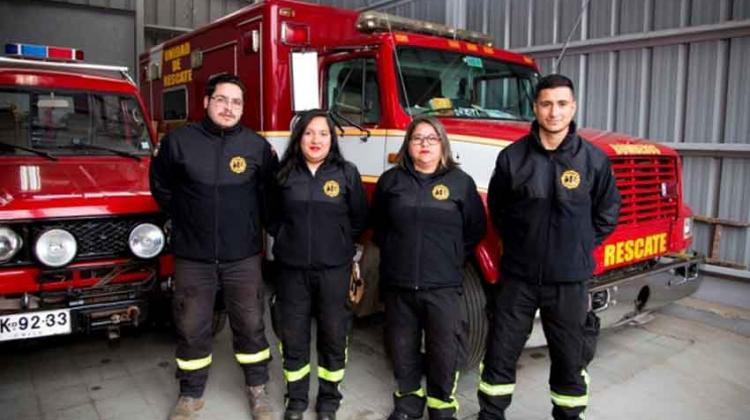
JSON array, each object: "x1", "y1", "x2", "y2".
[
  {"x1": 323, "y1": 180, "x2": 340, "y2": 198},
  {"x1": 561, "y1": 169, "x2": 581, "y2": 189},
  {"x1": 229, "y1": 156, "x2": 247, "y2": 174},
  {"x1": 432, "y1": 184, "x2": 450, "y2": 200}
]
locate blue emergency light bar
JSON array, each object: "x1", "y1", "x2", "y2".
[{"x1": 5, "y1": 43, "x2": 84, "y2": 61}]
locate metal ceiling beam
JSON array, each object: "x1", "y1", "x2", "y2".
[
  {"x1": 664, "y1": 142, "x2": 750, "y2": 158},
  {"x1": 513, "y1": 19, "x2": 750, "y2": 57},
  {"x1": 144, "y1": 23, "x2": 193, "y2": 35},
  {"x1": 358, "y1": 0, "x2": 416, "y2": 12}
]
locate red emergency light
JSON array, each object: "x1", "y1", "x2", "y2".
[
  {"x1": 281, "y1": 22, "x2": 310, "y2": 46},
  {"x1": 5, "y1": 43, "x2": 84, "y2": 61}
]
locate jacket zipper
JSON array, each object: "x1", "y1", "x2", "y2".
[
  {"x1": 213, "y1": 131, "x2": 222, "y2": 263},
  {"x1": 307, "y1": 169, "x2": 314, "y2": 266},
  {"x1": 414, "y1": 180, "x2": 424, "y2": 290},
  {"x1": 539, "y1": 153, "x2": 555, "y2": 285}
]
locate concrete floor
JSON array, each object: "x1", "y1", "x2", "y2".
[{"x1": 1, "y1": 298, "x2": 749, "y2": 420}]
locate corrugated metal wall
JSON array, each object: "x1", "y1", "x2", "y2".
[
  {"x1": 33, "y1": 0, "x2": 135, "y2": 10},
  {"x1": 11, "y1": 0, "x2": 748, "y2": 271},
  {"x1": 142, "y1": 0, "x2": 250, "y2": 48},
  {"x1": 0, "y1": 0, "x2": 137, "y2": 72}
]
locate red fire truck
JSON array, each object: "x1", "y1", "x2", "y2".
[
  {"x1": 139, "y1": 0, "x2": 702, "y2": 365},
  {"x1": 0, "y1": 43, "x2": 172, "y2": 342}
]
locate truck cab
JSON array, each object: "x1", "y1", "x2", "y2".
[
  {"x1": 0, "y1": 43, "x2": 172, "y2": 342},
  {"x1": 139, "y1": 0, "x2": 703, "y2": 365}
]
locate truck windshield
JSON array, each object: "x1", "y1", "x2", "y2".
[
  {"x1": 0, "y1": 89, "x2": 152, "y2": 156},
  {"x1": 395, "y1": 47, "x2": 538, "y2": 121}
]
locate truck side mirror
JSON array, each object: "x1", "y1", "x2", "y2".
[{"x1": 290, "y1": 51, "x2": 320, "y2": 112}]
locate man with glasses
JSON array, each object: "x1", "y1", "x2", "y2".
[{"x1": 150, "y1": 74, "x2": 278, "y2": 420}]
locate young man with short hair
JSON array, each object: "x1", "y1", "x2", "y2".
[{"x1": 478, "y1": 74, "x2": 621, "y2": 420}]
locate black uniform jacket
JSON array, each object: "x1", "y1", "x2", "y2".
[
  {"x1": 488, "y1": 121, "x2": 621, "y2": 284},
  {"x1": 371, "y1": 161, "x2": 486, "y2": 290},
  {"x1": 270, "y1": 160, "x2": 368, "y2": 269},
  {"x1": 149, "y1": 117, "x2": 278, "y2": 262}
]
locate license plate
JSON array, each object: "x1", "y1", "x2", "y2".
[{"x1": 0, "y1": 309, "x2": 72, "y2": 342}]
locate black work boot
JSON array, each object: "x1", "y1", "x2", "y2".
[
  {"x1": 317, "y1": 412, "x2": 336, "y2": 420},
  {"x1": 388, "y1": 411, "x2": 418, "y2": 420},
  {"x1": 284, "y1": 409, "x2": 304, "y2": 420}
]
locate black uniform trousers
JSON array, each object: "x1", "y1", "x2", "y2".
[
  {"x1": 384, "y1": 287, "x2": 467, "y2": 420},
  {"x1": 478, "y1": 279, "x2": 590, "y2": 420},
  {"x1": 173, "y1": 255, "x2": 270, "y2": 398},
  {"x1": 277, "y1": 264, "x2": 353, "y2": 413}
]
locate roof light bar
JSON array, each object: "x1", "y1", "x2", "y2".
[
  {"x1": 356, "y1": 11, "x2": 494, "y2": 46},
  {"x1": 0, "y1": 57, "x2": 133, "y2": 84},
  {"x1": 4, "y1": 43, "x2": 84, "y2": 61}
]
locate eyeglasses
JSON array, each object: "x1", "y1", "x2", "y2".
[
  {"x1": 410, "y1": 135, "x2": 440, "y2": 145},
  {"x1": 210, "y1": 95, "x2": 244, "y2": 109}
]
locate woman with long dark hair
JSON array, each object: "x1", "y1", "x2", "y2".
[
  {"x1": 270, "y1": 109, "x2": 368, "y2": 420},
  {"x1": 371, "y1": 116, "x2": 486, "y2": 420}
]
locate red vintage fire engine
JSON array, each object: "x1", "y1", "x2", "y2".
[
  {"x1": 139, "y1": 0, "x2": 703, "y2": 365},
  {"x1": 0, "y1": 43, "x2": 172, "y2": 342}
]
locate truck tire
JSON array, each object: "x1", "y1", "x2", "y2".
[
  {"x1": 462, "y1": 263, "x2": 488, "y2": 369},
  {"x1": 353, "y1": 242, "x2": 383, "y2": 317}
]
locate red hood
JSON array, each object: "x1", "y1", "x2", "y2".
[
  {"x1": 0, "y1": 157, "x2": 159, "y2": 220},
  {"x1": 577, "y1": 127, "x2": 679, "y2": 157},
  {"x1": 438, "y1": 118, "x2": 530, "y2": 143},
  {"x1": 437, "y1": 118, "x2": 678, "y2": 157}
]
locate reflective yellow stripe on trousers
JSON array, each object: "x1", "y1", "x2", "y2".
[
  {"x1": 235, "y1": 348, "x2": 271, "y2": 364},
  {"x1": 284, "y1": 364, "x2": 311, "y2": 382},
  {"x1": 550, "y1": 370, "x2": 590, "y2": 408},
  {"x1": 176, "y1": 354, "x2": 212, "y2": 371},
  {"x1": 427, "y1": 372, "x2": 460, "y2": 411},
  {"x1": 426, "y1": 396, "x2": 458, "y2": 410},
  {"x1": 478, "y1": 381, "x2": 515, "y2": 396},
  {"x1": 395, "y1": 387, "x2": 425, "y2": 398},
  {"x1": 550, "y1": 392, "x2": 589, "y2": 408},
  {"x1": 478, "y1": 361, "x2": 515, "y2": 396},
  {"x1": 318, "y1": 366, "x2": 345, "y2": 382}
]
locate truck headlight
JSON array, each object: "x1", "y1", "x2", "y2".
[
  {"x1": 35, "y1": 229, "x2": 77, "y2": 267},
  {"x1": 683, "y1": 217, "x2": 693, "y2": 239},
  {"x1": 129, "y1": 223, "x2": 165, "y2": 258},
  {"x1": 0, "y1": 226, "x2": 23, "y2": 263}
]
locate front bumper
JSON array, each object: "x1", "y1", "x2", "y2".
[
  {"x1": 526, "y1": 252, "x2": 703, "y2": 347},
  {"x1": 0, "y1": 259, "x2": 170, "y2": 341},
  {"x1": 71, "y1": 299, "x2": 148, "y2": 333},
  {"x1": 590, "y1": 252, "x2": 703, "y2": 328}
]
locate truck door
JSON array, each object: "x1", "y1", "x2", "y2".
[{"x1": 323, "y1": 55, "x2": 384, "y2": 179}]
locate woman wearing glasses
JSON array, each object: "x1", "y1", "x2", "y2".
[
  {"x1": 371, "y1": 116, "x2": 486, "y2": 420},
  {"x1": 269, "y1": 109, "x2": 368, "y2": 420}
]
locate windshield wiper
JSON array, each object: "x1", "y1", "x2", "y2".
[
  {"x1": 411, "y1": 106, "x2": 456, "y2": 116},
  {"x1": 53, "y1": 142, "x2": 142, "y2": 161},
  {"x1": 0, "y1": 140, "x2": 58, "y2": 161},
  {"x1": 330, "y1": 109, "x2": 371, "y2": 142}
]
